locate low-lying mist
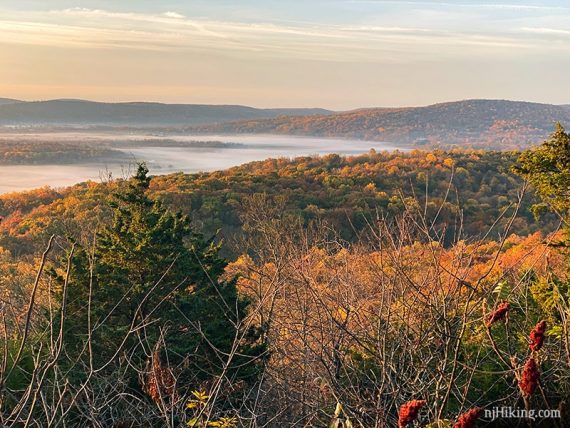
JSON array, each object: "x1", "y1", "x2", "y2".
[{"x1": 0, "y1": 131, "x2": 400, "y2": 193}]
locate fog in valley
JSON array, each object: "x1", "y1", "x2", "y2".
[{"x1": 0, "y1": 132, "x2": 400, "y2": 193}]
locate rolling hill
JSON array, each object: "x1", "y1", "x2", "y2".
[
  {"x1": 3, "y1": 98, "x2": 569, "y2": 149},
  {"x1": 0, "y1": 98, "x2": 22, "y2": 106},
  {"x1": 0, "y1": 99, "x2": 331, "y2": 126},
  {"x1": 189, "y1": 99, "x2": 570, "y2": 149}
]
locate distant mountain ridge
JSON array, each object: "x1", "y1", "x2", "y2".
[
  {"x1": 0, "y1": 99, "x2": 331, "y2": 126},
  {"x1": 0, "y1": 98, "x2": 22, "y2": 106},
  {"x1": 2, "y1": 98, "x2": 569, "y2": 149},
  {"x1": 189, "y1": 99, "x2": 570, "y2": 149}
]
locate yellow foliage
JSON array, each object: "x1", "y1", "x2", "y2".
[{"x1": 426, "y1": 153, "x2": 438, "y2": 163}]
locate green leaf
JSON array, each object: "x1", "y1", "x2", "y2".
[
  {"x1": 547, "y1": 325, "x2": 563, "y2": 339},
  {"x1": 492, "y1": 281, "x2": 510, "y2": 299}
]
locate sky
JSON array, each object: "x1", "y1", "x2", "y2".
[{"x1": 0, "y1": 0, "x2": 569, "y2": 110}]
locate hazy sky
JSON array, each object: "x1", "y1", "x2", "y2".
[{"x1": 0, "y1": 0, "x2": 569, "y2": 109}]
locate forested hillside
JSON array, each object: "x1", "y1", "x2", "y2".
[
  {"x1": 0, "y1": 127, "x2": 569, "y2": 426},
  {"x1": 190, "y1": 99, "x2": 570, "y2": 149},
  {"x1": 0, "y1": 99, "x2": 330, "y2": 126},
  {"x1": 0, "y1": 149, "x2": 556, "y2": 256}
]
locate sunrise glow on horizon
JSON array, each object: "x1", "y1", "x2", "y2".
[{"x1": 1, "y1": 0, "x2": 569, "y2": 109}]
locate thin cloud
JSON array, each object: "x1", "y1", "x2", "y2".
[
  {"x1": 0, "y1": 7, "x2": 563, "y2": 61},
  {"x1": 521, "y1": 27, "x2": 570, "y2": 36},
  {"x1": 163, "y1": 11, "x2": 185, "y2": 19},
  {"x1": 345, "y1": 0, "x2": 570, "y2": 11}
]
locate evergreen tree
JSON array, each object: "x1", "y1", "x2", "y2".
[
  {"x1": 514, "y1": 123, "x2": 570, "y2": 223},
  {"x1": 55, "y1": 164, "x2": 264, "y2": 393}
]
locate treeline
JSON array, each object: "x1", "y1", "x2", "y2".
[
  {"x1": 0, "y1": 149, "x2": 557, "y2": 257},
  {"x1": 0, "y1": 140, "x2": 126, "y2": 165},
  {"x1": 0, "y1": 139, "x2": 246, "y2": 166},
  {"x1": 108, "y1": 139, "x2": 244, "y2": 148}
]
